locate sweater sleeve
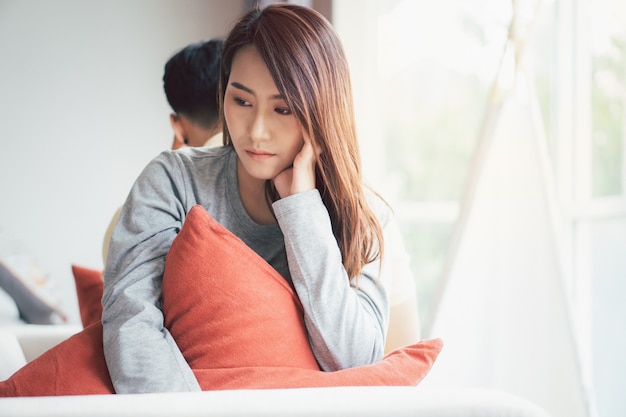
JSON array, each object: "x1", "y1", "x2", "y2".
[
  {"x1": 101, "y1": 152, "x2": 200, "y2": 393},
  {"x1": 272, "y1": 189, "x2": 392, "y2": 371}
]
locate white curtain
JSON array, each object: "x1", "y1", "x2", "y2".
[{"x1": 421, "y1": 67, "x2": 590, "y2": 417}]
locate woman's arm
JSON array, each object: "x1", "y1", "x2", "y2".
[
  {"x1": 101, "y1": 153, "x2": 200, "y2": 393},
  {"x1": 272, "y1": 189, "x2": 393, "y2": 371}
]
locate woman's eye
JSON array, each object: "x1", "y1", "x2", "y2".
[
  {"x1": 275, "y1": 107, "x2": 292, "y2": 115},
  {"x1": 234, "y1": 97, "x2": 251, "y2": 106}
]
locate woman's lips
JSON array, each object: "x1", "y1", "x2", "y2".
[{"x1": 246, "y1": 149, "x2": 275, "y2": 160}]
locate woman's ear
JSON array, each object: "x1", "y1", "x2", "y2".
[{"x1": 170, "y1": 113, "x2": 187, "y2": 150}]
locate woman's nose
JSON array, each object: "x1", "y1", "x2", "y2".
[{"x1": 249, "y1": 111, "x2": 270, "y2": 142}]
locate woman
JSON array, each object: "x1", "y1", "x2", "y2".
[{"x1": 102, "y1": 3, "x2": 406, "y2": 394}]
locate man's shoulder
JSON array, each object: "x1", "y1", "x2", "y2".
[{"x1": 176, "y1": 144, "x2": 232, "y2": 160}]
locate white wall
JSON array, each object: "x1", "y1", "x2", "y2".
[{"x1": 0, "y1": 0, "x2": 245, "y2": 323}]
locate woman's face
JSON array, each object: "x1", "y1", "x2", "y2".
[{"x1": 224, "y1": 45, "x2": 304, "y2": 183}]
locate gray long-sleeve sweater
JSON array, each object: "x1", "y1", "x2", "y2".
[{"x1": 102, "y1": 145, "x2": 394, "y2": 394}]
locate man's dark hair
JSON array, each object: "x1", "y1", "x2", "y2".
[{"x1": 163, "y1": 38, "x2": 223, "y2": 129}]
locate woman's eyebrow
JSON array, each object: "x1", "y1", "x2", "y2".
[
  {"x1": 230, "y1": 82, "x2": 253, "y2": 94},
  {"x1": 230, "y1": 81, "x2": 284, "y2": 100}
]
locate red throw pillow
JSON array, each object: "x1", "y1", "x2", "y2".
[
  {"x1": 162, "y1": 206, "x2": 320, "y2": 371},
  {"x1": 191, "y1": 339, "x2": 443, "y2": 390},
  {"x1": 71, "y1": 264, "x2": 103, "y2": 328},
  {"x1": 0, "y1": 205, "x2": 442, "y2": 396},
  {"x1": 164, "y1": 205, "x2": 442, "y2": 389}
]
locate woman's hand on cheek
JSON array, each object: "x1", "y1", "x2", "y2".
[{"x1": 273, "y1": 134, "x2": 318, "y2": 198}]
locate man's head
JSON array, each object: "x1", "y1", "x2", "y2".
[{"x1": 164, "y1": 39, "x2": 223, "y2": 148}]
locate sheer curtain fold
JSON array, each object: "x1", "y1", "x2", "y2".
[{"x1": 423, "y1": 64, "x2": 590, "y2": 417}]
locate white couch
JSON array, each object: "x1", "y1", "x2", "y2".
[
  {"x1": 0, "y1": 323, "x2": 552, "y2": 417},
  {"x1": 0, "y1": 242, "x2": 553, "y2": 417}
]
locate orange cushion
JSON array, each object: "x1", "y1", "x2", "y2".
[
  {"x1": 191, "y1": 340, "x2": 443, "y2": 389},
  {"x1": 161, "y1": 205, "x2": 320, "y2": 371},
  {"x1": 71, "y1": 264, "x2": 103, "y2": 328},
  {"x1": 0, "y1": 205, "x2": 442, "y2": 396}
]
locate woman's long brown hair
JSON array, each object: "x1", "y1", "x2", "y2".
[{"x1": 219, "y1": 3, "x2": 384, "y2": 280}]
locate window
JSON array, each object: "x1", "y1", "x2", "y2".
[
  {"x1": 335, "y1": 0, "x2": 625, "y2": 415},
  {"x1": 337, "y1": 0, "x2": 528, "y2": 331},
  {"x1": 592, "y1": 1, "x2": 625, "y2": 197}
]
